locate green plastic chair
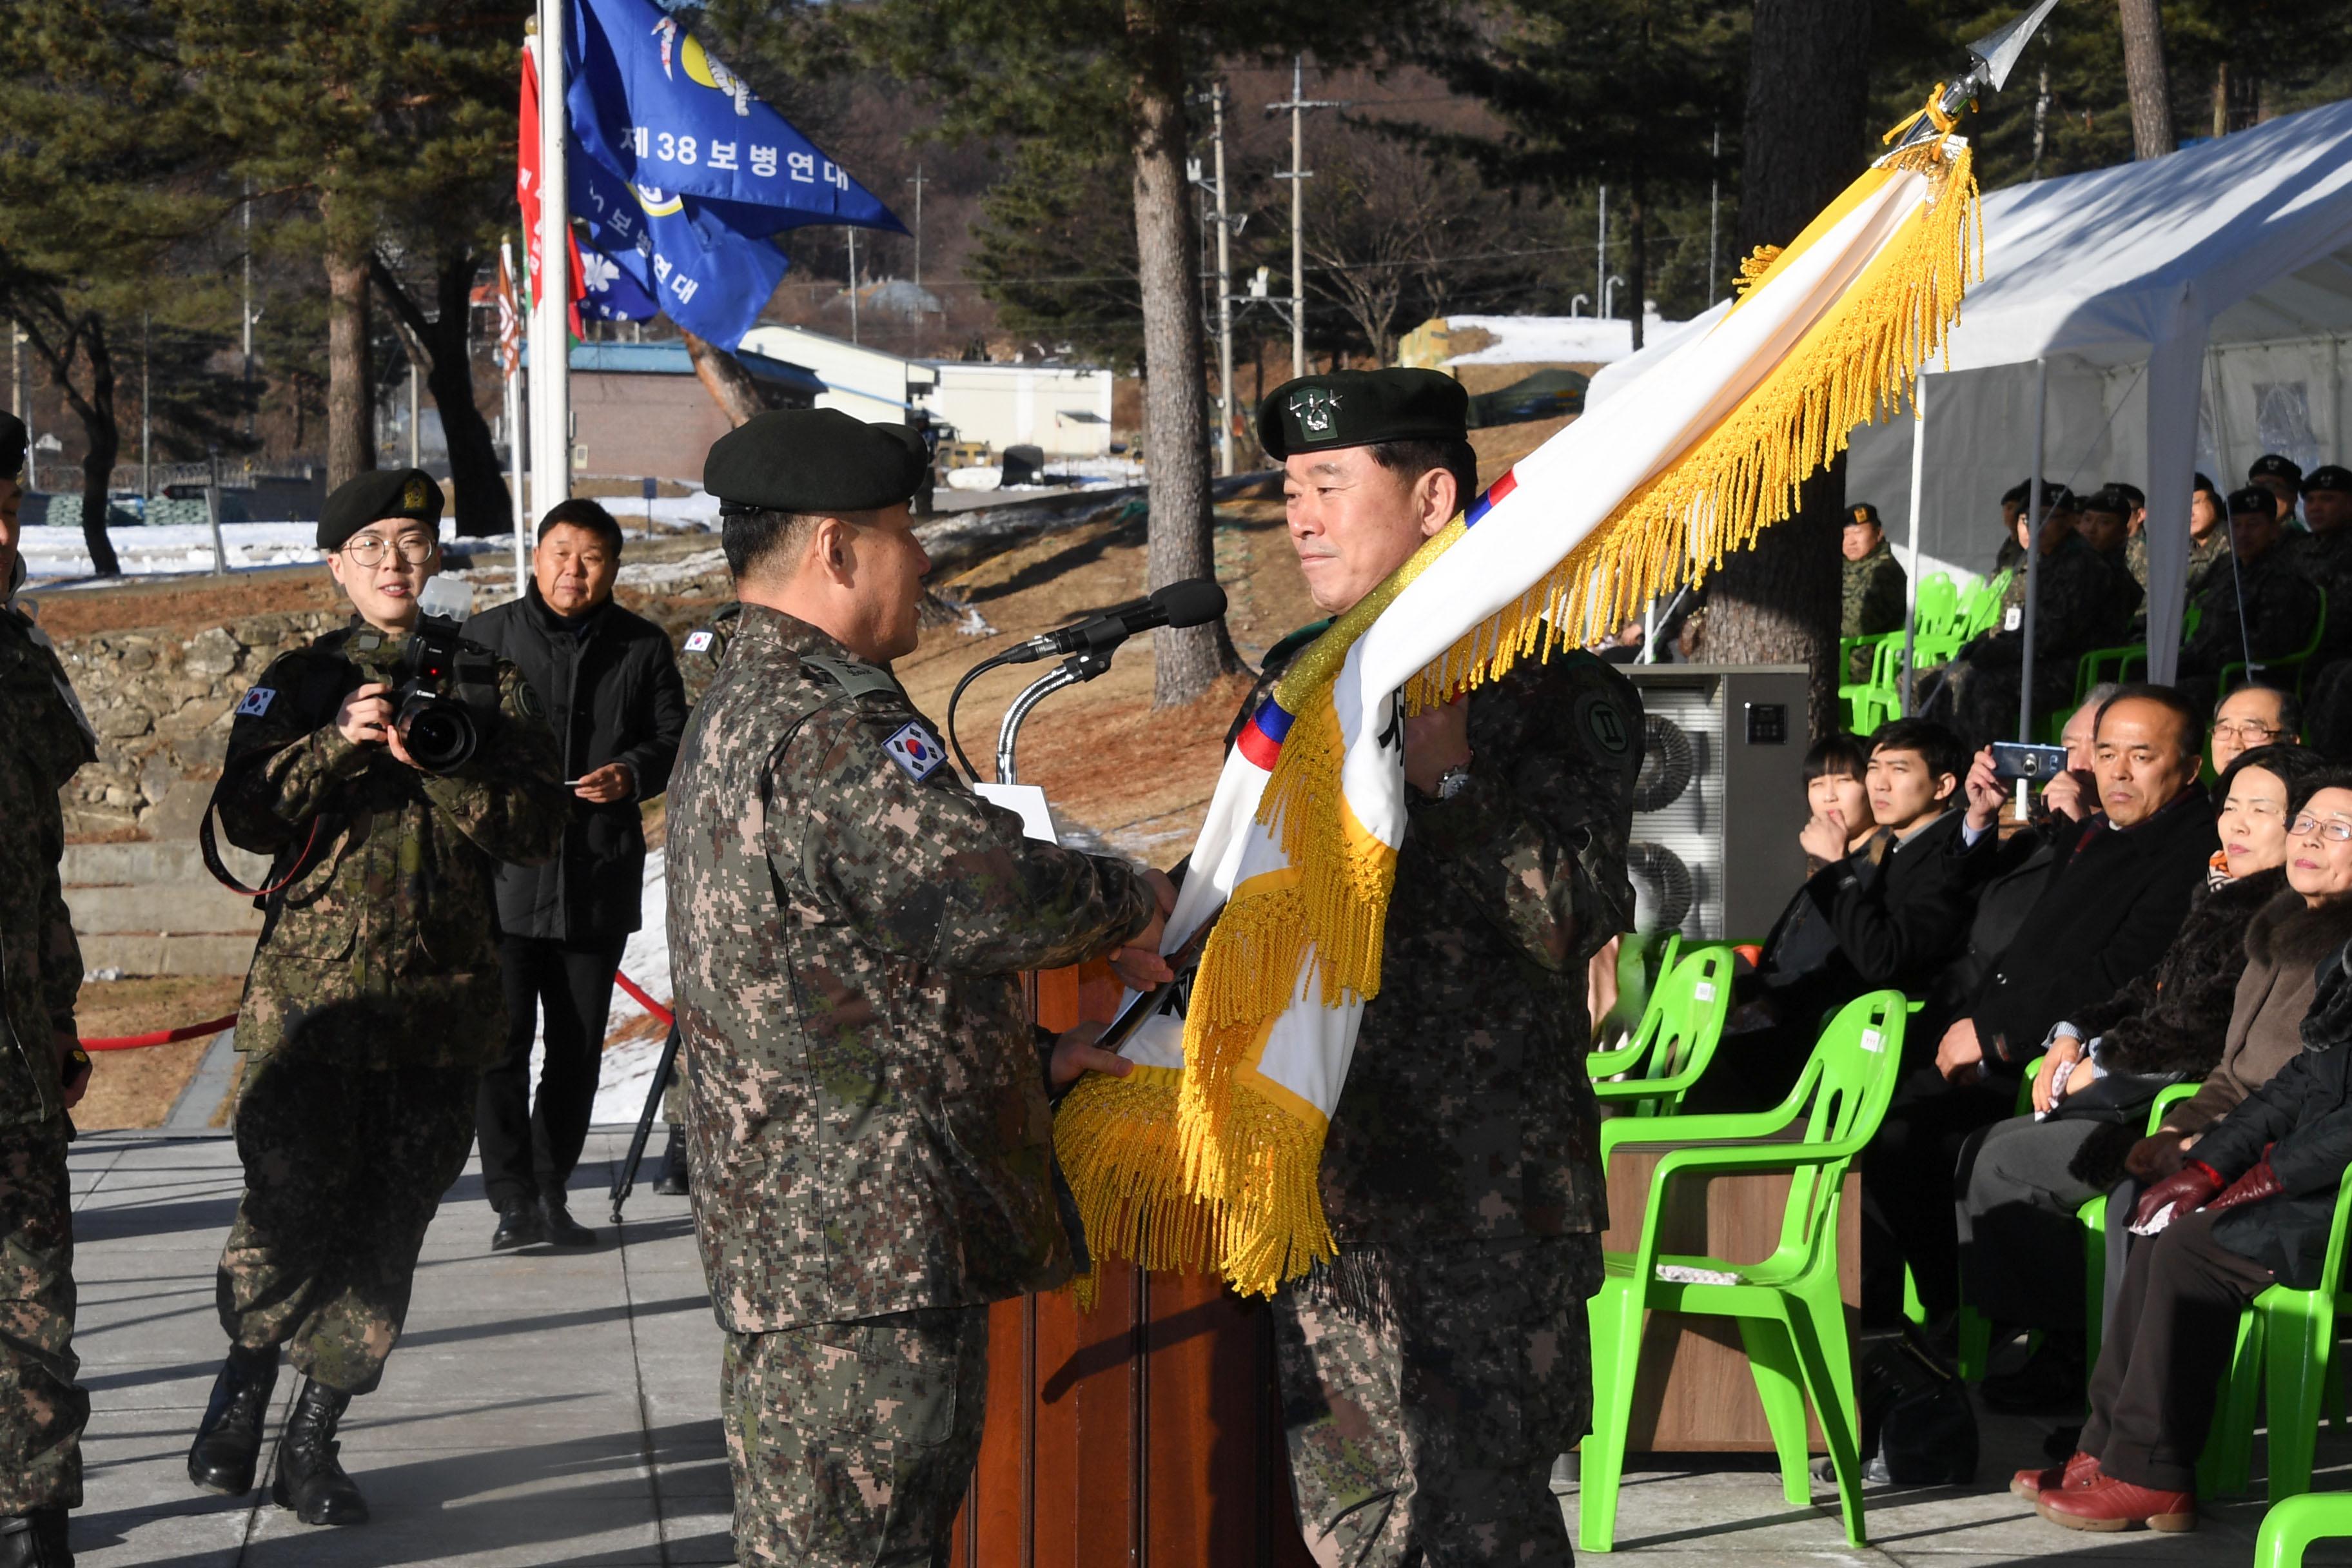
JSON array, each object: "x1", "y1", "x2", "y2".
[
  {"x1": 2195, "y1": 1159, "x2": 2352, "y2": 1501},
  {"x1": 2257, "y1": 1493, "x2": 2352, "y2": 1567},
  {"x1": 1580, "y1": 991, "x2": 1908, "y2": 1553},
  {"x1": 1953, "y1": 1076, "x2": 2201, "y2": 1380},
  {"x1": 1587, "y1": 944, "x2": 1734, "y2": 1097},
  {"x1": 2222, "y1": 585, "x2": 2330, "y2": 697},
  {"x1": 1914, "y1": 573, "x2": 1961, "y2": 638},
  {"x1": 1838, "y1": 634, "x2": 1904, "y2": 734},
  {"x1": 1963, "y1": 569, "x2": 2015, "y2": 636}
]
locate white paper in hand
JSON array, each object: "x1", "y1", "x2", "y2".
[{"x1": 2130, "y1": 1201, "x2": 2178, "y2": 1238}]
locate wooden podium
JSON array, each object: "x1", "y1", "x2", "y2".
[{"x1": 946, "y1": 960, "x2": 1318, "y2": 1567}]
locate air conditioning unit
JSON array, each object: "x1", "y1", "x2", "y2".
[{"x1": 1623, "y1": 664, "x2": 1811, "y2": 943}]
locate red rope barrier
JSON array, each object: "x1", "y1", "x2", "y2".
[
  {"x1": 81, "y1": 1014, "x2": 239, "y2": 1052},
  {"x1": 612, "y1": 971, "x2": 674, "y2": 1028}
]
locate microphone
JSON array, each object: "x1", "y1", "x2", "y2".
[{"x1": 1002, "y1": 578, "x2": 1228, "y2": 663}]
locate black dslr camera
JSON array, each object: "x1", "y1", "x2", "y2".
[{"x1": 349, "y1": 616, "x2": 502, "y2": 775}]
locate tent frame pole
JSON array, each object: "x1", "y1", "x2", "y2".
[
  {"x1": 2020, "y1": 358, "x2": 2048, "y2": 743},
  {"x1": 1903, "y1": 375, "x2": 1926, "y2": 714}
]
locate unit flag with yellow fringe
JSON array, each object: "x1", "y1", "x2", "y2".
[{"x1": 1057, "y1": 93, "x2": 1986, "y2": 1300}]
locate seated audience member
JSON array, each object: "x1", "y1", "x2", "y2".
[
  {"x1": 1955, "y1": 745, "x2": 2329, "y2": 1411},
  {"x1": 2126, "y1": 475, "x2": 2231, "y2": 605},
  {"x1": 1993, "y1": 480, "x2": 2037, "y2": 576},
  {"x1": 2077, "y1": 485, "x2": 2144, "y2": 627},
  {"x1": 1863, "y1": 686, "x2": 2216, "y2": 1327},
  {"x1": 1842, "y1": 504, "x2": 1906, "y2": 678},
  {"x1": 1694, "y1": 722, "x2": 1973, "y2": 1112},
  {"x1": 1919, "y1": 489, "x2": 2124, "y2": 754},
  {"x1": 2286, "y1": 465, "x2": 2352, "y2": 752},
  {"x1": 2208, "y1": 683, "x2": 2300, "y2": 775},
  {"x1": 2249, "y1": 452, "x2": 2305, "y2": 523},
  {"x1": 2027, "y1": 805, "x2": 2352, "y2": 1532},
  {"x1": 2173, "y1": 487, "x2": 2322, "y2": 716}
]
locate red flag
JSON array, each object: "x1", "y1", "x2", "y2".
[{"x1": 518, "y1": 43, "x2": 584, "y2": 338}]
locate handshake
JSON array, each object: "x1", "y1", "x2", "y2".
[{"x1": 1049, "y1": 866, "x2": 1180, "y2": 1090}]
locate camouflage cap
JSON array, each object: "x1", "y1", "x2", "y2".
[
  {"x1": 704, "y1": 408, "x2": 929, "y2": 516},
  {"x1": 1257, "y1": 369, "x2": 1468, "y2": 462},
  {"x1": 0, "y1": 411, "x2": 23, "y2": 483},
  {"x1": 320, "y1": 467, "x2": 444, "y2": 551}
]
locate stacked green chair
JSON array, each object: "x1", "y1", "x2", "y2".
[
  {"x1": 2222, "y1": 586, "x2": 2330, "y2": 697},
  {"x1": 2258, "y1": 1494, "x2": 2352, "y2": 1567},
  {"x1": 2195, "y1": 1159, "x2": 2352, "y2": 1501},
  {"x1": 1579, "y1": 991, "x2": 1908, "y2": 1552},
  {"x1": 1963, "y1": 569, "x2": 2014, "y2": 636},
  {"x1": 1838, "y1": 634, "x2": 1905, "y2": 734},
  {"x1": 1589, "y1": 945, "x2": 1736, "y2": 1117}
]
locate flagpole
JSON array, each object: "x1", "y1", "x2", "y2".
[
  {"x1": 530, "y1": 1, "x2": 571, "y2": 518},
  {"x1": 502, "y1": 238, "x2": 529, "y2": 603}
]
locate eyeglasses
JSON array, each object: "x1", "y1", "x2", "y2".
[
  {"x1": 2213, "y1": 720, "x2": 2284, "y2": 742},
  {"x1": 2290, "y1": 814, "x2": 2352, "y2": 842},
  {"x1": 342, "y1": 534, "x2": 436, "y2": 566}
]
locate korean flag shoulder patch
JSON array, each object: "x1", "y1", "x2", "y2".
[
  {"x1": 883, "y1": 721, "x2": 946, "y2": 783},
  {"x1": 235, "y1": 687, "x2": 277, "y2": 718},
  {"x1": 683, "y1": 629, "x2": 715, "y2": 653}
]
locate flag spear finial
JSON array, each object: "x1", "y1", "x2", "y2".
[{"x1": 1890, "y1": 0, "x2": 2062, "y2": 150}]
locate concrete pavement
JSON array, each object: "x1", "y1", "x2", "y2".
[{"x1": 55, "y1": 1128, "x2": 2347, "y2": 1565}]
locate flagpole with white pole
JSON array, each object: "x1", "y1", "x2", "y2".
[
  {"x1": 502, "y1": 238, "x2": 529, "y2": 602},
  {"x1": 529, "y1": 0, "x2": 571, "y2": 521}
]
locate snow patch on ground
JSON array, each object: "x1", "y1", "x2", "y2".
[{"x1": 1442, "y1": 311, "x2": 1681, "y2": 367}]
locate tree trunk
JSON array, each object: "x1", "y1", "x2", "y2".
[
  {"x1": 72, "y1": 316, "x2": 121, "y2": 579},
  {"x1": 416, "y1": 255, "x2": 511, "y2": 537},
  {"x1": 1627, "y1": 184, "x2": 1649, "y2": 353},
  {"x1": 324, "y1": 248, "x2": 375, "y2": 490},
  {"x1": 683, "y1": 330, "x2": 766, "y2": 427},
  {"x1": 1709, "y1": 0, "x2": 1871, "y2": 734},
  {"x1": 1126, "y1": 3, "x2": 1236, "y2": 706},
  {"x1": 2118, "y1": 0, "x2": 2174, "y2": 160}
]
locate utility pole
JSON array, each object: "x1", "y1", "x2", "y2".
[
  {"x1": 905, "y1": 164, "x2": 926, "y2": 292},
  {"x1": 141, "y1": 314, "x2": 152, "y2": 500},
  {"x1": 1268, "y1": 55, "x2": 1339, "y2": 378},
  {"x1": 2032, "y1": 64, "x2": 2050, "y2": 179},
  {"x1": 241, "y1": 178, "x2": 255, "y2": 443},
  {"x1": 12, "y1": 322, "x2": 32, "y2": 493},
  {"x1": 1707, "y1": 122, "x2": 1721, "y2": 301},
  {"x1": 1596, "y1": 185, "x2": 1609, "y2": 313},
  {"x1": 847, "y1": 229, "x2": 860, "y2": 345}
]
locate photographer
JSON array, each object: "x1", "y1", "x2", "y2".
[
  {"x1": 184, "y1": 470, "x2": 564, "y2": 1528},
  {"x1": 464, "y1": 499, "x2": 686, "y2": 1251}
]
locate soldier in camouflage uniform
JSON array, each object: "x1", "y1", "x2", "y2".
[
  {"x1": 1919, "y1": 495, "x2": 2124, "y2": 753},
  {"x1": 665, "y1": 409, "x2": 1171, "y2": 1567},
  {"x1": 2174, "y1": 487, "x2": 2324, "y2": 715},
  {"x1": 184, "y1": 469, "x2": 564, "y2": 1527},
  {"x1": 1841, "y1": 504, "x2": 1907, "y2": 681},
  {"x1": 2288, "y1": 469, "x2": 2352, "y2": 753},
  {"x1": 1237, "y1": 371, "x2": 1640, "y2": 1567},
  {"x1": 2124, "y1": 475, "x2": 2230, "y2": 607},
  {"x1": 0, "y1": 415, "x2": 94, "y2": 1568}
]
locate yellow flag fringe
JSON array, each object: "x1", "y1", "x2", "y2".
[{"x1": 1055, "y1": 112, "x2": 1979, "y2": 1304}]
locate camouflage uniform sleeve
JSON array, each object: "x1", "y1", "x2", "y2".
[
  {"x1": 777, "y1": 705, "x2": 1157, "y2": 976},
  {"x1": 37, "y1": 852, "x2": 79, "y2": 1041},
  {"x1": 215, "y1": 650, "x2": 377, "y2": 855},
  {"x1": 2247, "y1": 565, "x2": 2322, "y2": 660},
  {"x1": 1863, "y1": 554, "x2": 1907, "y2": 637},
  {"x1": 1407, "y1": 656, "x2": 1642, "y2": 972},
  {"x1": 415, "y1": 660, "x2": 568, "y2": 868}
]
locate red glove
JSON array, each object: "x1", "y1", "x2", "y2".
[
  {"x1": 2206, "y1": 1159, "x2": 2282, "y2": 1214},
  {"x1": 2133, "y1": 1162, "x2": 2222, "y2": 1229}
]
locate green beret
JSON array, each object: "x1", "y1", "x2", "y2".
[
  {"x1": 318, "y1": 468, "x2": 444, "y2": 551},
  {"x1": 1257, "y1": 369, "x2": 1468, "y2": 461},
  {"x1": 0, "y1": 413, "x2": 23, "y2": 483},
  {"x1": 704, "y1": 409, "x2": 929, "y2": 515}
]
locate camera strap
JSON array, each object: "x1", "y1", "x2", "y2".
[{"x1": 198, "y1": 795, "x2": 329, "y2": 909}]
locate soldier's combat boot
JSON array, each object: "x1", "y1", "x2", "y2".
[
  {"x1": 652, "y1": 1124, "x2": 689, "y2": 1195},
  {"x1": 270, "y1": 1379, "x2": 368, "y2": 1526},
  {"x1": 490, "y1": 1194, "x2": 545, "y2": 1251},
  {"x1": 187, "y1": 1342, "x2": 279, "y2": 1494},
  {"x1": 0, "y1": 1509, "x2": 72, "y2": 1567}
]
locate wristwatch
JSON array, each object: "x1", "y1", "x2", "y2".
[{"x1": 1432, "y1": 764, "x2": 1473, "y2": 801}]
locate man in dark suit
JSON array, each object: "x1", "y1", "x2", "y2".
[
  {"x1": 1864, "y1": 685, "x2": 2215, "y2": 1327},
  {"x1": 464, "y1": 499, "x2": 689, "y2": 1250}
]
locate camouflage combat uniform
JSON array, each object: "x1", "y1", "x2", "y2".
[
  {"x1": 0, "y1": 599, "x2": 96, "y2": 1518},
  {"x1": 665, "y1": 605, "x2": 1157, "y2": 1567},
  {"x1": 1234, "y1": 625, "x2": 1643, "y2": 1568},
  {"x1": 2124, "y1": 525, "x2": 2228, "y2": 603},
  {"x1": 1841, "y1": 538, "x2": 1906, "y2": 680},
  {"x1": 1919, "y1": 533, "x2": 2121, "y2": 752},
  {"x1": 2175, "y1": 542, "x2": 2323, "y2": 714},
  {"x1": 2286, "y1": 530, "x2": 2352, "y2": 751},
  {"x1": 211, "y1": 618, "x2": 563, "y2": 1395}
]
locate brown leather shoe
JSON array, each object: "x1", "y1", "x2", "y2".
[
  {"x1": 2010, "y1": 1450, "x2": 2099, "y2": 1501},
  {"x1": 2036, "y1": 1475, "x2": 2195, "y2": 1532}
]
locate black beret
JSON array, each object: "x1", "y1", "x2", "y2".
[
  {"x1": 2043, "y1": 486, "x2": 2079, "y2": 513},
  {"x1": 703, "y1": 409, "x2": 929, "y2": 515},
  {"x1": 319, "y1": 468, "x2": 444, "y2": 551},
  {"x1": 1258, "y1": 369, "x2": 1468, "y2": 461},
  {"x1": 2083, "y1": 483, "x2": 2136, "y2": 517},
  {"x1": 2193, "y1": 471, "x2": 2220, "y2": 497},
  {"x1": 2229, "y1": 485, "x2": 2277, "y2": 517},
  {"x1": 2250, "y1": 453, "x2": 2305, "y2": 487},
  {"x1": 0, "y1": 413, "x2": 23, "y2": 483},
  {"x1": 2305, "y1": 464, "x2": 2351, "y2": 495},
  {"x1": 2107, "y1": 482, "x2": 2146, "y2": 511},
  {"x1": 1847, "y1": 503, "x2": 1880, "y2": 526}
]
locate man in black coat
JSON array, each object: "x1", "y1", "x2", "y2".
[
  {"x1": 1863, "y1": 685, "x2": 2216, "y2": 1326},
  {"x1": 464, "y1": 499, "x2": 689, "y2": 1250},
  {"x1": 2032, "y1": 883, "x2": 2352, "y2": 1533}
]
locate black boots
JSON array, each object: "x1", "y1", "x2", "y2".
[
  {"x1": 653, "y1": 1123, "x2": 689, "y2": 1195},
  {"x1": 270, "y1": 1378, "x2": 368, "y2": 1525},
  {"x1": 188, "y1": 1342, "x2": 279, "y2": 1494},
  {"x1": 491, "y1": 1194, "x2": 546, "y2": 1251},
  {"x1": 0, "y1": 1510, "x2": 70, "y2": 1567},
  {"x1": 541, "y1": 1195, "x2": 596, "y2": 1248}
]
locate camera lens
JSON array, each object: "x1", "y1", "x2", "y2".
[{"x1": 398, "y1": 697, "x2": 478, "y2": 774}]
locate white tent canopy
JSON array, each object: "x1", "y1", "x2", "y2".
[{"x1": 1590, "y1": 97, "x2": 2352, "y2": 683}]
